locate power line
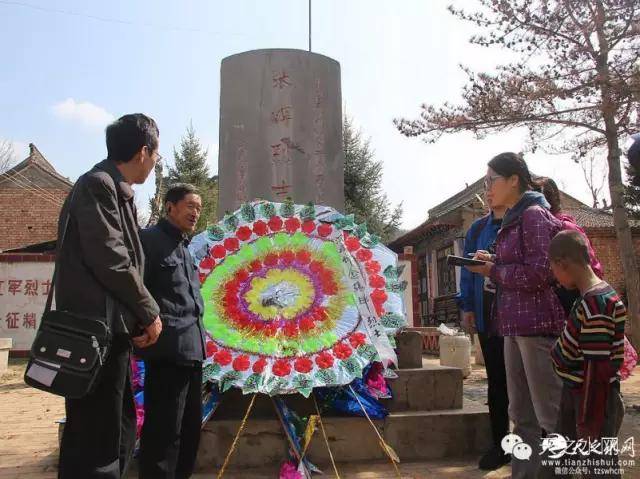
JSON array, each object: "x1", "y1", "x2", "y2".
[
  {"x1": 0, "y1": 0, "x2": 248, "y2": 37},
  {"x1": 2, "y1": 175, "x2": 64, "y2": 209},
  {"x1": 11, "y1": 168, "x2": 65, "y2": 205},
  {"x1": 8, "y1": 167, "x2": 65, "y2": 204},
  {"x1": 1, "y1": 173, "x2": 64, "y2": 208},
  {"x1": 3, "y1": 173, "x2": 63, "y2": 207}
]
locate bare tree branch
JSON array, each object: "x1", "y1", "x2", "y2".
[
  {"x1": 0, "y1": 140, "x2": 16, "y2": 174},
  {"x1": 579, "y1": 152, "x2": 608, "y2": 207},
  {"x1": 396, "y1": 0, "x2": 640, "y2": 347}
]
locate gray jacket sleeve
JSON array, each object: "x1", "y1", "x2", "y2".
[{"x1": 73, "y1": 174, "x2": 160, "y2": 328}]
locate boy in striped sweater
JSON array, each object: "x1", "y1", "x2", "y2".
[{"x1": 549, "y1": 230, "x2": 626, "y2": 474}]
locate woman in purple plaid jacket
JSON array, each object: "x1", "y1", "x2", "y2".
[{"x1": 467, "y1": 152, "x2": 565, "y2": 479}]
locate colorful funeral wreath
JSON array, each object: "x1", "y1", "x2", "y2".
[{"x1": 189, "y1": 200, "x2": 407, "y2": 397}]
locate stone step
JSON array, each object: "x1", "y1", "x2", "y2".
[
  {"x1": 195, "y1": 399, "x2": 490, "y2": 471},
  {"x1": 213, "y1": 365, "x2": 463, "y2": 419},
  {"x1": 384, "y1": 364, "x2": 462, "y2": 412}
]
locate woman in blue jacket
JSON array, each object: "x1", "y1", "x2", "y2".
[{"x1": 458, "y1": 201, "x2": 509, "y2": 471}]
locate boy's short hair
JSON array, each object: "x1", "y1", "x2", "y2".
[
  {"x1": 164, "y1": 183, "x2": 199, "y2": 206},
  {"x1": 549, "y1": 230, "x2": 590, "y2": 265},
  {"x1": 106, "y1": 113, "x2": 159, "y2": 163}
]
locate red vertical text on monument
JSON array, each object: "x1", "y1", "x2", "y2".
[{"x1": 272, "y1": 71, "x2": 292, "y2": 90}]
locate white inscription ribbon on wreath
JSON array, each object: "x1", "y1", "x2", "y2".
[{"x1": 335, "y1": 239, "x2": 398, "y2": 368}]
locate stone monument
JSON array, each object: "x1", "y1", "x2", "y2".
[
  {"x1": 195, "y1": 49, "x2": 491, "y2": 474},
  {"x1": 217, "y1": 49, "x2": 344, "y2": 217}
]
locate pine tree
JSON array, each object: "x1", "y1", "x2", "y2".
[
  {"x1": 343, "y1": 116, "x2": 402, "y2": 242},
  {"x1": 168, "y1": 123, "x2": 210, "y2": 186},
  {"x1": 147, "y1": 159, "x2": 164, "y2": 226},
  {"x1": 163, "y1": 123, "x2": 218, "y2": 233}
]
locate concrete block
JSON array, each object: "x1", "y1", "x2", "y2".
[
  {"x1": 195, "y1": 399, "x2": 491, "y2": 470},
  {"x1": 385, "y1": 365, "x2": 462, "y2": 412},
  {"x1": 196, "y1": 418, "x2": 288, "y2": 470},
  {"x1": 196, "y1": 416, "x2": 385, "y2": 473},
  {"x1": 215, "y1": 364, "x2": 464, "y2": 419},
  {"x1": 439, "y1": 335, "x2": 472, "y2": 378},
  {"x1": 383, "y1": 400, "x2": 491, "y2": 461},
  {"x1": 396, "y1": 331, "x2": 423, "y2": 369},
  {"x1": 0, "y1": 338, "x2": 12, "y2": 376},
  {"x1": 304, "y1": 417, "x2": 386, "y2": 463}
]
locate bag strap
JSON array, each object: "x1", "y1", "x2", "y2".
[
  {"x1": 44, "y1": 173, "x2": 117, "y2": 330},
  {"x1": 44, "y1": 182, "x2": 80, "y2": 313}
]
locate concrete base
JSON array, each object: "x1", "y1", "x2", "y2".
[
  {"x1": 384, "y1": 399, "x2": 491, "y2": 461},
  {"x1": 195, "y1": 399, "x2": 490, "y2": 471},
  {"x1": 439, "y1": 335, "x2": 472, "y2": 378},
  {"x1": 211, "y1": 365, "x2": 462, "y2": 418},
  {"x1": 0, "y1": 338, "x2": 12, "y2": 376},
  {"x1": 384, "y1": 365, "x2": 462, "y2": 412},
  {"x1": 195, "y1": 363, "x2": 486, "y2": 471},
  {"x1": 396, "y1": 331, "x2": 423, "y2": 369},
  {"x1": 192, "y1": 358, "x2": 488, "y2": 471}
]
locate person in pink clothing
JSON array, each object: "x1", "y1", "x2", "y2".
[{"x1": 539, "y1": 177, "x2": 604, "y2": 279}]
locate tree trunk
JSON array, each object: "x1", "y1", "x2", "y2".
[
  {"x1": 595, "y1": 0, "x2": 640, "y2": 348},
  {"x1": 607, "y1": 145, "x2": 640, "y2": 348},
  {"x1": 148, "y1": 160, "x2": 164, "y2": 227}
]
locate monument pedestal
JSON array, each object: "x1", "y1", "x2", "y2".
[{"x1": 195, "y1": 364, "x2": 490, "y2": 472}]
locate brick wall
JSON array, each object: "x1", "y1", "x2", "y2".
[
  {"x1": 588, "y1": 230, "x2": 640, "y2": 297},
  {"x1": 0, "y1": 188, "x2": 68, "y2": 251}
]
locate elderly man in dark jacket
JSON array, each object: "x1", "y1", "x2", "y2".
[
  {"x1": 56, "y1": 113, "x2": 163, "y2": 479},
  {"x1": 137, "y1": 183, "x2": 206, "y2": 479}
]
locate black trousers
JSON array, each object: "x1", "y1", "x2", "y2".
[
  {"x1": 478, "y1": 332, "x2": 510, "y2": 447},
  {"x1": 58, "y1": 334, "x2": 136, "y2": 479},
  {"x1": 139, "y1": 362, "x2": 203, "y2": 479}
]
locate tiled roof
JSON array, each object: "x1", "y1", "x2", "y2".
[
  {"x1": 389, "y1": 172, "x2": 640, "y2": 249},
  {"x1": 563, "y1": 206, "x2": 614, "y2": 228},
  {"x1": 428, "y1": 178, "x2": 485, "y2": 220},
  {"x1": 387, "y1": 222, "x2": 456, "y2": 251},
  {"x1": 427, "y1": 173, "x2": 593, "y2": 221},
  {"x1": 565, "y1": 206, "x2": 640, "y2": 229},
  {"x1": 0, "y1": 143, "x2": 73, "y2": 189}
]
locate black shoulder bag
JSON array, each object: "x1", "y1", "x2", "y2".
[{"x1": 24, "y1": 185, "x2": 112, "y2": 398}]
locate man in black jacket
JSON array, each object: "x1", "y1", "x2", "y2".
[
  {"x1": 56, "y1": 113, "x2": 163, "y2": 479},
  {"x1": 138, "y1": 183, "x2": 206, "y2": 479}
]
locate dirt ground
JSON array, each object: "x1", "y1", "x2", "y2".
[{"x1": 2, "y1": 357, "x2": 640, "y2": 478}]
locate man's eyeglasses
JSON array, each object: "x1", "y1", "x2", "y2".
[
  {"x1": 143, "y1": 146, "x2": 162, "y2": 163},
  {"x1": 484, "y1": 174, "x2": 502, "y2": 190}
]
